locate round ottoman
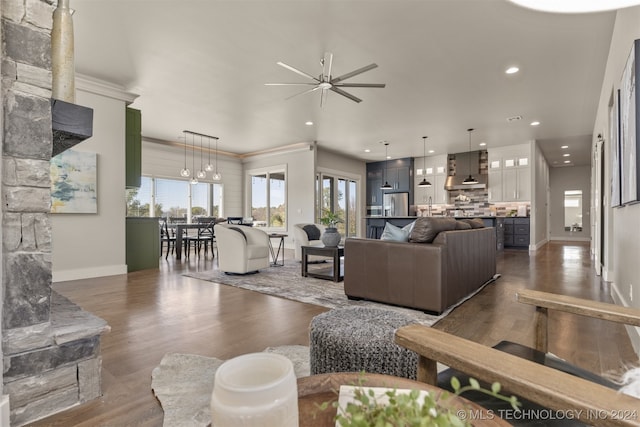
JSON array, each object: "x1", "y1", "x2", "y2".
[{"x1": 309, "y1": 307, "x2": 418, "y2": 380}]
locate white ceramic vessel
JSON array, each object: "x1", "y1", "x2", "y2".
[{"x1": 211, "y1": 352, "x2": 299, "y2": 427}]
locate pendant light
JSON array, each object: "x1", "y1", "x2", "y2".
[
  {"x1": 205, "y1": 136, "x2": 214, "y2": 172},
  {"x1": 179, "y1": 131, "x2": 190, "y2": 177},
  {"x1": 212, "y1": 137, "x2": 222, "y2": 181},
  {"x1": 418, "y1": 136, "x2": 432, "y2": 187},
  {"x1": 196, "y1": 135, "x2": 207, "y2": 179},
  {"x1": 380, "y1": 142, "x2": 392, "y2": 189},
  {"x1": 463, "y1": 128, "x2": 479, "y2": 185},
  {"x1": 190, "y1": 133, "x2": 198, "y2": 185}
]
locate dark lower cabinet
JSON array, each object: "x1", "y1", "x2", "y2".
[{"x1": 504, "y1": 217, "x2": 529, "y2": 248}]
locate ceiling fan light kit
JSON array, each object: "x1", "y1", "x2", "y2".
[{"x1": 265, "y1": 52, "x2": 385, "y2": 106}]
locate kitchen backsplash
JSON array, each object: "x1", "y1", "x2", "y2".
[{"x1": 415, "y1": 188, "x2": 530, "y2": 217}]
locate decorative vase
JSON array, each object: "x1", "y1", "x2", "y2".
[{"x1": 321, "y1": 227, "x2": 341, "y2": 247}]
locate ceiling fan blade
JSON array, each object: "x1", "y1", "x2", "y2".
[
  {"x1": 331, "y1": 63, "x2": 378, "y2": 84},
  {"x1": 322, "y1": 52, "x2": 333, "y2": 82},
  {"x1": 277, "y1": 61, "x2": 319, "y2": 82},
  {"x1": 330, "y1": 86, "x2": 362, "y2": 103},
  {"x1": 264, "y1": 83, "x2": 318, "y2": 86},
  {"x1": 285, "y1": 85, "x2": 321, "y2": 100},
  {"x1": 333, "y1": 83, "x2": 386, "y2": 88}
]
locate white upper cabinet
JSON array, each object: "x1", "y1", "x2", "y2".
[{"x1": 487, "y1": 144, "x2": 531, "y2": 202}]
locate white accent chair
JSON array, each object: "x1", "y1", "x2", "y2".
[
  {"x1": 293, "y1": 223, "x2": 330, "y2": 262},
  {"x1": 214, "y1": 224, "x2": 270, "y2": 274}
]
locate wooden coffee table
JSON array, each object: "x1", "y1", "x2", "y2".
[
  {"x1": 301, "y1": 245, "x2": 344, "y2": 282},
  {"x1": 297, "y1": 372, "x2": 509, "y2": 427}
]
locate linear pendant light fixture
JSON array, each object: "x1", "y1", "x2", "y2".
[
  {"x1": 463, "y1": 128, "x2": 479, "y2": 185},
  {"x1": 380, "y1": 142, "x2": 392, "y2": 190},
  {"x1": 418, "y1": 136, "x2": 432, "y2": 188},
  {"x1": 180, "y1": 130, "x2": 220, "y2": 182}
]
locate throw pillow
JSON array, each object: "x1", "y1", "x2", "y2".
[
  {"x1": 455, "y1": 221, "x2": 472, "y2": 230},
  {"x1": 462, "y1": 218, "x2": 485, "y2": 229},
  {"x1": 380, "y1": 222, "x2": 410, "y2": 242},
  {"x1": 302, "y1": 224, "x2": 321, "y2": 241},
  {"x1": 409, "y1": 217, "x2": 458, "y2": 243},
  {"x1": 402, "y1": 220, "x2": 416, "y2": 234},
  {"x1": 228, "y1": 226, "x2": 247, "y2": 240}
]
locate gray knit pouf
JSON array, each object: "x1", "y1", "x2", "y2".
[{"x1": 309, "y1": 307, "x2": 418, "y2": 380}]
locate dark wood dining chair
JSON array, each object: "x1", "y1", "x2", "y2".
[{"x1": 159, "y1": 219, "x2": 176, "y2": 258}]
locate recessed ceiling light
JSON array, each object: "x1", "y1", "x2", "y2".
[
  {"x1": 386, "y1": 156, "x2": 391, "y2": 159},
  {"x1": 561, "y1": 145, "x2": 569, "y2": 149},
  {"x1": 428, "y1": 150, "x2": 435, "y2": 154},
  {"x1": 305, "y1": 121, "x2": 313, "y2": 126},
  {"x1": 506, "y1": 66, "x2": 520, "y2": 74},
  {"x1": 563, "y1": 153, "x2": 570, "y2": 157},
  {"x1": 530, "y1": 121, "x2": 540, "y2": 126},
  {"x1": 479, "y1": 142, "x2": 487, "y2": 146},
  {"x1": 364, "y1": 149, "x2": 371, "y2": 153},
  {"x1": 564, "y1": 160, "x2": 571, "y2": 164}
]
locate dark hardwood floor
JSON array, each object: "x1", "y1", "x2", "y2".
[{"x1": 32, "y1": 241, "x2": 637, "y2": 426}]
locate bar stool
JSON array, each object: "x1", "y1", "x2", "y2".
[{"x1": 368, "y1": 225, "x2": 385, "y2": 239}]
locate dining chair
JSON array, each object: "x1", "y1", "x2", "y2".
[
  {"x1": 184, "y1": 219, "x2": 216, "y2": 258},
  {"x1": 227, "y1": 216, "x2": 244, "y2": 225},
  {"x1": 159, "y1": 219, "x2": 176, "y2": 258}
]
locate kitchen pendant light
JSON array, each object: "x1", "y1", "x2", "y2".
[
  {"x1": 463, "y1": 128, "x2": 479, "y2": 185},
  {"x1": 212, "y1": 137, "x2": 222, "y2": 181},
  {"x1": 196, "y1": 135, "x2": 207, "y2": 179},
  {"x1": 418, "y1": 136, "x2": 432, "y2": 188},
  {"x1": 380, "y1": 142, "x2": 392, "y2": 190},
  {"x1": 179, "y1": 131, "x2": 191, "y2": 178}
]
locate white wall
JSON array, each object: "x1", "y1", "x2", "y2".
[
  {"x1": 548, "y1": 166, "x2": 591, "y2": 241},
  {"x1": 51, "y1": 85, "x2": 131, "y2": 282},
  {"x1": 141, "y1": 141, "x2": 244, "y2": 216},
  {"x1": 592, "y1": 6, "x2": 640, "y2": 352},
  {"x1": 531, "y1": 142, "x2": 550, "y2": 249}
]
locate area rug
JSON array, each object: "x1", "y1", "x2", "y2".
[
  {"x1": 151, "y1": 345, "x2": 310, "y2": 427},
  {"x1": 185, "y1": 260, "x2": 500, "y2": 326}
]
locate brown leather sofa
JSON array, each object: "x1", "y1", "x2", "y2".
[{"x1": 344, "y1": 227, "x2": 497, "y2": 314}]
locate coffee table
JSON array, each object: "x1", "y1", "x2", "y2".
[
  {"x1": 297, "y1": 372, "x2": 509, "y2": 427},
  {"x1": 301, "y1": 245, "x2": 344, "y2": 282}
]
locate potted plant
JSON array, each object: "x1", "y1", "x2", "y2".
[{"x1": 319, "y1": 210, "x2": 343, "y2": 247}]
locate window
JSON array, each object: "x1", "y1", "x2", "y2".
[
  {"x1": 126, "y1": 176, "x2": 223, "y2": 220},
  {"x1": 317, "y1": 172, "x2": 359, "y2": 237},
  {"x1": 249, "y1": 168, "x2": 286, "y2": 228}
]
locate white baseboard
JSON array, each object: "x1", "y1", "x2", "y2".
[
  {"x1": 548, "y1": 236, "x2": 591, "y2": 242},
  {"x1": 0, "y1": 395, "x2": 10, "y2": 427},
  {"x1": 52, "y1": 264, "x2": 128, "y2": 283}
]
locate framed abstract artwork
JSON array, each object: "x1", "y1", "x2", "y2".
[
  {"x1": 611, "y1": 89, "x2": 622, "y2": 208},
  {"x1": 619, "y1": 39, "x2": 640, "y2": 205},
  {"x1": 51, "y1": 150, "x2": 98, "y2": 213}
]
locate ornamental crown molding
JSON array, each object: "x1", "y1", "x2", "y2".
[{"x1": 76, "y1": 74, "x2": 139, "y2": 104}]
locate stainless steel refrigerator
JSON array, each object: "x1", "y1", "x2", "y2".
[{"x1": 383, "y1": 192, "x2": 409, "y2": 217}]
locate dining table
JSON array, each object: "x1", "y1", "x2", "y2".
[{"x1": 171, "y1": 223, "x2": 213, "y2": 260}]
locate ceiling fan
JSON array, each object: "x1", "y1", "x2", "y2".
[{"x1": 265, "y1": 52, "x2": 385, "y2": 106}]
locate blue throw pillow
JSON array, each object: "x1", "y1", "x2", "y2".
[
  {"x1": 302, "y1": 224, "x2": 321, "y2": 241},
  {"x1": 380, "y1": 222, "x2": 410, "y2": 242}
]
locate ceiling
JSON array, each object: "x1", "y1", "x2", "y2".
[{"x1": 72, "y1": 0, "x2": 615, "y2": 167}]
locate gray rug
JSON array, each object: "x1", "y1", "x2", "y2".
[
  {"x1": 186, "y1": 260, "x2": 451, "y2": 326},
  {"x1": 151, "y1": 345, "x2": 310, "y2": 427}
]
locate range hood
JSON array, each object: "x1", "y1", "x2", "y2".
[
  {"x1": 444, "y1": 150, "x2": 487, "y2": 190},
  {"x1": 51, "y1": 99, "x2": 94, "y2": 157}
]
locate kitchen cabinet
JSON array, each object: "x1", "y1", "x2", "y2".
[
  {"x1": 367, "y1": 158, "x2": 414, "y2": 206},
  {"x1": 504, "y1": 217, "x2": 530, "y2": 248},
  {"x1": 414, "y1": 154, "x2": 447, "y2": 205},
  {"x1": 366, "y1": 167, "x2": 383, "y2": 205},
  {"x1": 487, "y1": 144, "x2": 531, "y2": 202},
  {"x1": 126, "y1": 107, "x2": 142, "y2": 188},
  {"x1": 126, "y1": 217, "x2": 160, "y2": 271}
]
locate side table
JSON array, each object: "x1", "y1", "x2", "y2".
[
  {"x1": 301, "y1": 245, "x2": 344, "y2": 282},
  {"x1": 268, "y1": 233, "x2": 287, "y2": 266}
]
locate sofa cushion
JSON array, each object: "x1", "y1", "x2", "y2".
[
  {"x1": 462, "y1": 218, "x2": 485, "y2": 229},
  {"x1": 303, "y1": 224, "x2": 321, "y2": 241},
  {"x1": 455, "y1": 221, "x2": 472, "y2": 230},
  {"x1": 409, "y1": 217, "x2": 458, "y2": 243},
  {"x1": 380, "y1": 222, "x2": 410, "y2": 242}
]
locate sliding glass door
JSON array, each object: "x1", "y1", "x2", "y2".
[{"x1": 317, "y1": 172, "x2": 359, "y2": 237}]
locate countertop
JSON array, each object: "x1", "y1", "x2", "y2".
[{"x1": 366, "y1": 215, "x2": 530, "y2": 220}]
